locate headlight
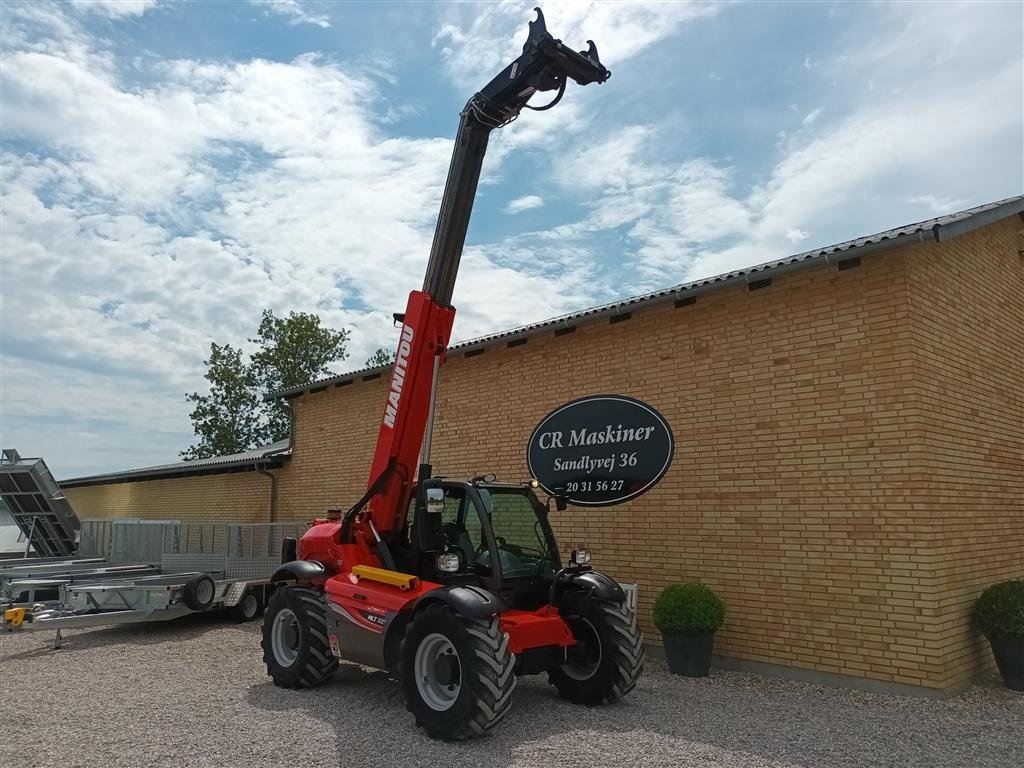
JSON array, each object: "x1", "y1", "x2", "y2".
[
  {"x1": 436, "y1": 552, "x2": 462, "y2": 573},
  {"x1": 570, "y1": 548, "x2": 591, "y2": 566}
]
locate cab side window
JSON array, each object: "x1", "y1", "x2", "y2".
[{"x1": 406, "y1": 487, "x2": 491, "y2": 576}]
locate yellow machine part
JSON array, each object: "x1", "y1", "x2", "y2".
[
  {"x1": 351, "y1": 565, "x2": 419, "y2": 591},
  {"x1": 4, "y1": 607, "x2": 26, "y2": 628}
]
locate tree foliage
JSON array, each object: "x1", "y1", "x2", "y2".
[
  {"x1": 365, "y1": 347, "x2": 395, "y2": 368},
  {"x1": 249, "y1": 310, "x2": 350, "y2": 441},
  {"x1": 181, "y1": 344, "x2": 264, "y2": 460},
  {"x1": 181, "y1": 310, "x2": 349, "y2": 459}
]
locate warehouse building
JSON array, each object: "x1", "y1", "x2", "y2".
[{"x1": 61, "y1": 196, "x2": 1024, "y2": 696}]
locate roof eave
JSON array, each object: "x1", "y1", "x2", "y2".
[
  {"x1": 265, "y1": 194, "x2": 1024, "y2": 403},
  {"x1": 60, "y1": 451, "x2": 291, "y2": 488}
]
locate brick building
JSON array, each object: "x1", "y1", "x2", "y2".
[{"x1": 61, "y1": 197, "x2": 1024, "y2": 695}]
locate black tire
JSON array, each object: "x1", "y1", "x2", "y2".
[
  {"x1": 261, "y1": 586, "x2": 338, "y2": 688},
  {"x1": 548, "y1": 596, "x2": 645, "y2": 705},
  {"x1": 401, "y1": 604, "x2": 516, "y2": 740},
  {"x1": 230, "y1": 588, "x2": 263, "y2": 623},
  {"x1": 182, "y1": 574, "x2": 216, "y2": 611}
]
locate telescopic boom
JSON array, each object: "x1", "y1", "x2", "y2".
[{"x1": 343, "y1": 8, "x2": 610, "y2": 557}]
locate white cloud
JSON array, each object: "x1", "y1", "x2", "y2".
[
  {"x1": 250, "y1": 0, "x2": 330, "y2": 29},
  {"x1": 434, "y1": 2, "x2": 724, "y2": 90},
  {"x1": 505, "y1": 195, "x2": 543, "y2": 214},
  {"x1": 526, "y1": 1, "x2": 1022, "y2": 289},
  {"x1": 802, "y1": 108, "x2": 823, "y2": 126},
  {"x1": 0, "y1": 6, "x2": 603, "y2": 476},
  {"x1": 71, "y1": 0, "x2": 158, "y2": 18},
  {"x1": 908, "y1": 195, "x2": 968, "y2": 215},
  {"x1": 433, "y1": 0, "x2": 723, "y2": 161},
  {"x1": 1, "y1": 0, "x2": 1020, "y2": 478}
]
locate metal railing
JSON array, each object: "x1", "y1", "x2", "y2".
[{"x1": 78, "y1": 519, "x2": 303, "y2": 563}]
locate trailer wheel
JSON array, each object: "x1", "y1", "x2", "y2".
[
  {"x1": 182, "y1": 575, "x2": 216, "y2": 612},
  {"x1": 400, "y1": 603, "x2": 516, "y2": 740},
  {"x1": 548, "y1": 598, "x2": 645, "y2": 705},
  {"x1": 261, "y1": 586, "x2": 337, "y2": 688},
  {"x1": 231, "y1": 588, "x2": 263, "y2": 623}
]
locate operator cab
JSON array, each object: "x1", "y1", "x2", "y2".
[{"x1": 394, "y1": 479, "x2": 562, "y2": 609}]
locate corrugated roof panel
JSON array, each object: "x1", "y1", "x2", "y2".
[
  {"x1": 269, "y1": 195, "x2": 1023, "y2": 401},
  {"x1": 60, "y1": 439, "x2": 291, "y2": 487}
]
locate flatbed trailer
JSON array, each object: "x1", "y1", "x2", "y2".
[
  {"x1": 3, "y1": 519, "x2": 305, "y2": 647},
  {"x1": 1, "y1": 560, "x2": 161, "y2": 603},
  {"x1": 4, "y1": 569, "x2": 270, "y2": 648},
  {"x1": 1, "y1": 453, "x2": 304, "y2": 648}
]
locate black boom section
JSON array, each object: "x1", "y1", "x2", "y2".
[
  {"x1": 419, "y1": 7, "x2": 609, "y2": 307},
  {"x1": 271, "y1": 559, "x2": 328, "y2": 586},
  {"x1": 560, "y1": 570, "x2": 626, "y2": 603},
  {"x1": 414, "y1": 584, "x2": 507, "y2": 618}
]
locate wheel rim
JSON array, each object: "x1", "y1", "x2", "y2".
[
  {"x1": 196, "y1": 579, "x2": 214, "y2": 606},
  {"x1": 271, "y1": 607, "x2": 300, "y2": 666},
  {"x1": 242, "y1": 594, "x2": 258, "y2": 618},
  {"x1": 562, "y1": 617, "x2": 602, "y2": 681},
  {"x1": 414, "y1": 632, "x2": 462, "y2": 711}
]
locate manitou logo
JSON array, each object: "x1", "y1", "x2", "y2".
[{"x1": 382, "y1": 324, "x2": 414, "y2": 428}]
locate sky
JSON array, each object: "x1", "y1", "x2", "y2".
[{"x1": 1, "y1": 0, "x2": 1022, "y2": 479}]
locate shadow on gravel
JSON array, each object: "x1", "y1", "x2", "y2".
[
  {"x1": 245, "y1": 659, "x2": 1024, "y2": 768},
  {"x1": 2, "y1": 611, "x2": 242, "y2": 660}
]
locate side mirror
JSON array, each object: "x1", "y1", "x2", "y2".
[
  {"x1": 553, "y1": 486, "x2": 568, "y2": 512},
  {"x1": 425, "y1": 487, "x2": 445, "y2": 515}
]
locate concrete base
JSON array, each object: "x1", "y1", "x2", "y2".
[{"x1": 644, "y1": 645, "x2": 972, "y2": 699}]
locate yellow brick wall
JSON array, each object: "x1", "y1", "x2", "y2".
[
  {"x1": 64, "y1": 471, "x2": 275, "y2": 524},
  {"x1": 904, "y1": 217, "x2": 1024, "y2": 690},
  {"x1": 60, "y1": 216, "x2": 1023, "y2": 692},
  {"x1": 274, "y1": 240, "x2": 952, "y2": 689},
  {"x1": 275, "y1": 374, "x2": 387, "y2": 519}
]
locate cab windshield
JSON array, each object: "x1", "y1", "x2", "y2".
[{"x1": 477, "y1": 487, "x2": 558, "y2": 579}]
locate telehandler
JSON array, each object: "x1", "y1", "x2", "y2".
[{"x1": 262, "y1": 8, "x2": 644, "y2": 740}]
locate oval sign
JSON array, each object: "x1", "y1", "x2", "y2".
[{"x1": 527, "y1": 394, "x2": 674, "y2": 506}]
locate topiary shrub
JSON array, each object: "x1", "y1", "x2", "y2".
[
  {"x1": 653, "y1": 583, "x2": 725, "y2": 635},
  {"x1": 976, "y1": 579, "x2": 1024, "y2": 641}
]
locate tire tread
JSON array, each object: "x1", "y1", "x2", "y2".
[
  {"x1": 548, "y1": 599, "x2": 645, "y2": 705},
  {"x1": 261, "y1": 586, "x2": 338, "y2": 689},
  {"x1": 401, "y1": 605, "x2": 517, "y2": 740}
]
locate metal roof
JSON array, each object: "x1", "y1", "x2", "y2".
[
  {"x1": 268, "y1": 194, "x2": 1022, "y2": 402},
  {"x1": 60, "y1": 439, "x2": 291, "y2": 488}
]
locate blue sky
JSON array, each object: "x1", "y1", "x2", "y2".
[{"x1": 2, "y1": 0, "x2": 1022, "y2": 478}]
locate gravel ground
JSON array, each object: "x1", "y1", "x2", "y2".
[{"x1": 1, "y1": 614, "x2": 1022, "y2": 768}]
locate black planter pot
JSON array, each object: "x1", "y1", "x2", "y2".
[
  {"x1": 662, "y1": 631, "x2": 714, "y2": 677},
  {"x1": 989, "y1": 636, "x2": 1024, "y2": 691}
]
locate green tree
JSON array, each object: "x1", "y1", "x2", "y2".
[
  {"x1": 182, "y1": 310, "x2": 349, "y2": 458},
  {"x1": 249, "y1": 310, "x2": 350, "y2": 441},
  {"x1": 365, "y1": 347, "x2": 395, "y2": 367},
  {"x1": 181, "y1": 343, "x2": 264, "y2": 460}
]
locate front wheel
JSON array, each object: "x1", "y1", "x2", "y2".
[
  {"x1": 548, "y1": 597, "x2": 645, "y2": 705},
  {"x1": 261, "y1": 585, "x2": 338, "y2": 688},
  {"x1": 401, "y1": 604, "x2": 516, "y2": 740}
]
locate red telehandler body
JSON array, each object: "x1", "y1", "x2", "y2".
[{"x1": 261, "y1": 9, "x2": 644, "y2": 740}]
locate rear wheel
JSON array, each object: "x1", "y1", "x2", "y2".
[
  {"x1": 182, "y1": 574, "x2": 215, "y2": 611},
  {"x1": 231, "y1": 588, "x2": 263, "y2": 623},
  {"x1": 261, "y1": 586, "x2": 337, "y2": 688},
  {"x1": 548, "y1": 597, "x2": 644, "y2": 705},
  {"x1": 401, "y1": 604, "x2": 516, "y2": 740}
]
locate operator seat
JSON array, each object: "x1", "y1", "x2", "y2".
[{"x1": 441, "y1": 522, "x2": 476, "y2": 569}]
